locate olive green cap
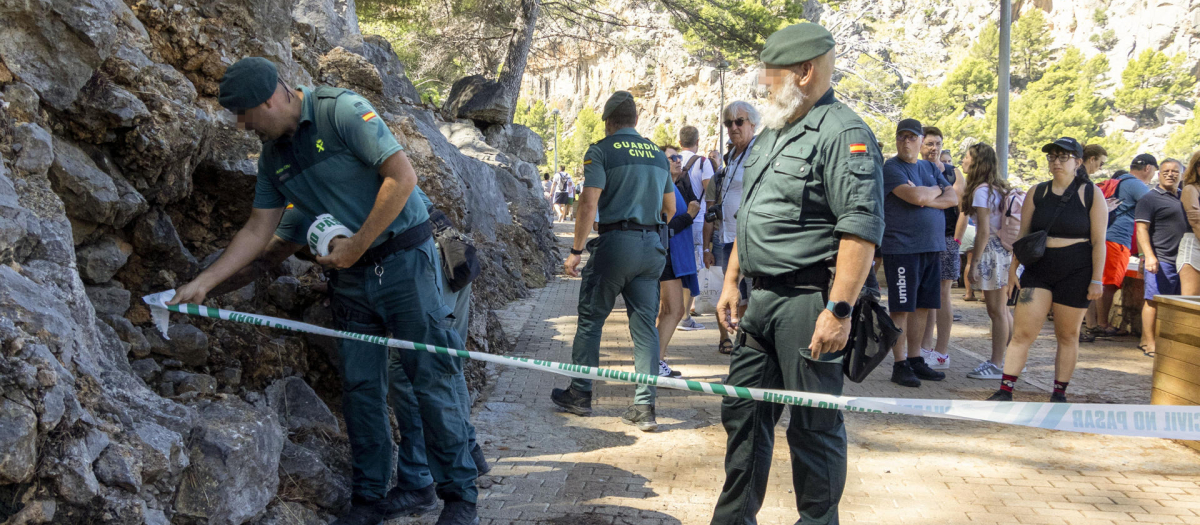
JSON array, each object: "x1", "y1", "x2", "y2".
[
  {"x1": 601, "y1": 91, "x2": 635, "y2": 121},
  {"x1": 218, "y1": 57, "x2": 278, "y2": 112},
  {"x1": 759, "y1": 23, "x2": 836, "y2": 66}
]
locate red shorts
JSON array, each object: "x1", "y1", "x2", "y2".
[{"x1": 1102, "y1": 241, "x2": 1131, "y2": 287}]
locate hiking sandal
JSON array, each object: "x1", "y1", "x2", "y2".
[{"x1": 718, "y1": 339, "x2": 733, "y2": 355}]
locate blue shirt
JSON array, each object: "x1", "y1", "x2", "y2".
[
  {"x1": 881, "y1": 157, "x2": 949, "y2": 255},
  {"x1": 1105, "y1": 172, "x2": 1150, "y2": 248}
]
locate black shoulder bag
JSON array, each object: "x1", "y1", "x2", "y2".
[
  {"x1": 427, "y1": 206, "x2": 480, "y2": 293},
  {"x1": 1011, "y1": 177, "x2": 1083, "y2": 266},
  {"x1": 842, "y1": 290, "x2": 902, "y2": 383}
]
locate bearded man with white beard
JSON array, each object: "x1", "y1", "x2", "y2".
[{"x1": 709, "y1": 23, "x2": 885, "y2": 525}]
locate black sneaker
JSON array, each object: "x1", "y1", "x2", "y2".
[
  {"x1": 620, "y1": 404, "x2": 658, "y2": 432},
  {"x1": 1050, "y1": 391, "x2": 1067, "y2": 403},
  {"x1": 471, "y1": 443, "x2": 490, "y2": 475},
  {"x1": 333, "y1": 498, "x2": 388, "y2": 525},
  {"x1": 435, "y1": 500, "x2": 479, "y2": 525},
  {"x1": 987, "y1": 389, "x2": 1013, "y2": 401},
  {"x1": 382, "y1": 484, "x2": 437, "y2": 519},
  {"x1": 908, "y1": 357, "x2": 945, "y2": 381},
  {"x1": 890, "y1": 361, "x2": 921, "y2": 388},
  {"x1": 550, "y1": 386, "x2": 592, "y2": 416}
]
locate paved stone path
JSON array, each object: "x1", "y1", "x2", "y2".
[{"x1": 397, "y1": 222, "x2": 1200, "y2": 525}]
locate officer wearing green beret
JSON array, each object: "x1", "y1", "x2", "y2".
[
  {"x1": 709, "y1": 23, "x2": 885, "y2": 525},
  {"x1": 171, "y1": 57, "x2": 480, "y2": 525},
  {"x1": 551, "y1": 91, "x2": 676, "y2": 432}
]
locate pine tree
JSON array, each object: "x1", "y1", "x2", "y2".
[
  {"x1": 1166, "y1": 116, "x2": 1200, "y2": 160},
  {"x1": 652, "y1": 122, "x2": 677, "y2": 148},
  {"x1": 1011, "y1": 9, "x2": 1054, "y2": 85},
  {"x1": 944, "y1": 57, "x2": 998, "y2": 104},
  {"x1": 1114, "y1": 49, "x2": 1198, "y2": 121}
]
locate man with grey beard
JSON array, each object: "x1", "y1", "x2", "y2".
[{"x1": 710, "y1": 23, "x2": 885, "y2": 525}]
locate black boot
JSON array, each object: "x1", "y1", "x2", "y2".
[
  {"x1": 620, "y1": 404, "x2": 658, "y2": 432},
  {"x1": 550, "y1": 386, "x2": 592, "y2": 415},
  {"x1": 890, "y1": 361, "x2": 921, "y2": 388},
  {"x1": 908, "y1": 356, "x2": 945, "y2": 381},
  {"x1": 382, "y1": 483, "x2": 437, "y2": 519},
  {"x1": 435, "y1": 500, "x2": 480, "y2": 525},
  {"x1": 987, "y1": 389, "x2": 1013, "y2": 401},
  {"x1": 332, "y1": 498, "x2": 387, "y2": 525}
]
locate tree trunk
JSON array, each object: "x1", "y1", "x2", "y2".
[{"x1": 499, "y1": 0, "x2": 540, "y2": 123}]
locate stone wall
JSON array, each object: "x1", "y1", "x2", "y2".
[{"x1": 0, "y1": 0, "x2": 557, "y2": 523}]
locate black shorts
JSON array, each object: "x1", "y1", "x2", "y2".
[
  {"x1": 661, "y1": 256, "x2": 677, "y2": 281},
  {"x1": 553, "y1": 192, "x2": 569, "y2": 205},
  {"x1": 882, "y1": 251, "x2": 942, "y2": 312},
  {"x1": 1019, "y1": 242, "x2": 1093, "y2": 309}
]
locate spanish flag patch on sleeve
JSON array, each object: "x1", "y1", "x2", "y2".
[
  {"x1": 849, "y1": 143, "x2": 867, "y2": 154},
  {"x1": 361, "y1": 111, "x2": 377, "y2": 122},
  {"x1": 583, "y1": 159, "x2": 592, "y2": 165}
]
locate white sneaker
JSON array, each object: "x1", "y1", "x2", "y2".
[
  {"x1": 678, "y1": 318, "x2": 705, "y2": 331},
  {"x1": 658, "y1": 360, "x2": 681, "y2": 377},
  {"x1": 967, "y1": 360, "x2": 1003, "y2": 380},
  {"x1": 931, "y1": 351, "x2": 950, "y2": 370}
]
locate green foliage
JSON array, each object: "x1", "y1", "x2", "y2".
[
  {"x1": 970, "y1": 24, "x2": 1000, "y2": 68},
  {"x1": 1089, "y1": 29, "x2": 1118, "y2": 52},
  {"x1": 1166, "y1": 116, "x2": 1200, "y2": 160},
  {"x1": 652, "y1": 122, "x2": 678, "y2": 148},
  {"x1": 558, "y1": 107, "x2": 607, "y2": 176},
  {"x1": 1012, "y1": 9, "x2": 1054, "y2": 84},
  {"x1": 837, "y1": 54, "x2": 904, "y2": 115},
  {"x1": 1092, "y1": 8, "x2": 1107, "y2": 25},
  {"x1": 1113, "y1": 49, "x2": 1197, "y2": 120},
  {"x1": 514, "y1": 98, "x2": 556, "y2": 166},
  {"x1": 943, "y1": 57, "x2": 997, "y2": 104},
  {"x1": 902, "y1": 84, "x2": 957, "y2": 125},
  {"x1": 662, "y1": 0, "x2": 805, "y2": 63}
]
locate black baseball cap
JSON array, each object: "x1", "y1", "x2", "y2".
[
  {"x1": 896, "y1": 118, "x2": 923, "y2": 137},
  {"x1": 1130, "y1": 153, "x2": 1159, "y2": 169},
  {"x1": 1040, "y1": 137, "x2": 1083, "y2": 157}
]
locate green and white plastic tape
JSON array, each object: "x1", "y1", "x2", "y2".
[{"x1": 143, "y1": 290, "x2": 1200, "y2": 440}]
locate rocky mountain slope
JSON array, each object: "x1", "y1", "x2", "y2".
[
  {"x1": 0, "y1": 0, "x2": 557, "y2": 523},
  {"x1": 524, "y1": 0, "x2": 1200, "y2": 160}
]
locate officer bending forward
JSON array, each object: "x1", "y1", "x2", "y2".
[
  {"x1": 551, "y1": 91, "x2": 676, "y2": 432},
  {"x1": 710, "y1": 23, "x2": 886, "y2": 525}
]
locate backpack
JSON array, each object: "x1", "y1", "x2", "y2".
[
  {"x1": 1097, "y1": 175, "x2": 1130, "y2": 227},
  {"x1": 997, "y1": 188, "x2": 1026, "y2": 252}
]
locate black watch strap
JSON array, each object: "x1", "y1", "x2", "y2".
[{"x1": 570, "y1": 248, "x2": 584, "y2": 256}]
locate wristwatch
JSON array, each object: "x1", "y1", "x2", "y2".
[
  {"x1": 826, "y1": 300, "x2": 852, "y2": 319},
  {"x1": 570, "y1": 248, "x2": 583, "y2": 256}
]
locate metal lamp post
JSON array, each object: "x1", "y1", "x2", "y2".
[
  {"x1": 551, "y1": 108, "x2": 560, "y2": 175},
  {"x1": 997, "y1": 0, "x2": 1012, "y2": 180}
]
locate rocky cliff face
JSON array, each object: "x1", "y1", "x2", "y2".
[
  {"x1": 524, "y1": 0, "x2": 1200, "y2": 157},
  {"x1": 0, "y1": 0, "x2": 556, "y2": 523}
]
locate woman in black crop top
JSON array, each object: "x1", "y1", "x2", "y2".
[{"x1": 986, "y1": 137, "x2": 1106, "y2": 404}]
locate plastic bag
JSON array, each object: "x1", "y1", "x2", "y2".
[{"x1": 693, "y1": 266, "x2": 724, "y2": 315}]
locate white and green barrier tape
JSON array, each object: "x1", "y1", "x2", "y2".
[{"x1": 144, "y1": 290, "x2": 1200, "y2": 440}]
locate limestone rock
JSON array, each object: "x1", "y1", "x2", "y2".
[
  {"x1": 0, "y1": 398, "x2": 38, "y2": 483},
  {"x1": 2, "y1": 83, "x2": 41, "y2": 124},
  {"x1": 85, "y1": 284, "x2": 132, "y2": 317},
  {"x1": 13, "y1": 123, "x2": 55, "y2": 176},
  {"x1": 252, "y1": 501, "x2": 327, "y2": 525},
  {"x1": 76, "y1": 235, "x2": 132, "y2": 284},
  {"x1": 443, "y1": 75, "x2": 512, "y2": 125},
  {"x1": 105, "y1": 315, "x2": 151, "y2": 357},
  {"x1": 361, "y1": 34, "x2": 420, "y2": 104},
  {"x1": 2, "y1": 500, "x2": 57, "y2": 525},
  {"x1": 318, "y1": 46, "x2": 383, "y2": 97},
  {"x1": 48, "y1": 137, "x2": 147, "y2": 228},
  {"x1": 131, "y1": 207, "x2": 198, "y2": 276},
  {"x1": 268, "y1": 275, "x2": 302, "y2": 311},
  {"x1": 94, "y1": 442, "x2": 143, "y2": 492},
  {"x1": 1156, "y1": 103, "x2": 1193, "y2": 127},
  {"x1": 265, "y1": 376, "x2": 339, "y2": 436},
  {"x1": 175, "y1": 396, "x2": 285, "y2": 525},
  {"x1": 132, "y1": 421, "x2": 188, "y2": 483},
  {"x1": 130, "y1": 358, "x2": 161, "y2": 382},
  {"x1": 51, "y1": 428, "x2": 110, "y2": 504},
  {"x1": 156, "y1": 324, "x2": 209, "y2": 367},
  {"x1": 278, "y1": 439, "x2": 350, "y2": 510},
  {"x1": 292, "y1": 0, "x2": 364, "y2": 53},
  {"x1": 176, "y1": 373, "x2": 217, "y2": 396}
]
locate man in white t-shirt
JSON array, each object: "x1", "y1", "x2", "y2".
[{"x1": 677, "y1": 125, "x2": 714, "y2": 330}]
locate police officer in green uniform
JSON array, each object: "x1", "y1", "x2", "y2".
[
  {"x1": 171, "y1": 57, "x2": 479, "y2": 525},
  {"x1": 551, "y1": 91, "x2": 676, "y2": 432},
  {"x1": 709, "y1": 24, "x2": 885, "y2": 525}
]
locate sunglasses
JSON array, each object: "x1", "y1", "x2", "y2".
[
  {"x1": 724, "y1": 118, "x2": 747, "y2": 128},
  {"x1": 669, "y1": 154, "x2": 682, "y2": 162}
]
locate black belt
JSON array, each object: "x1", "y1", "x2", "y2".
[
  {"x1": 349, "y1": 220, "x2": 433, "y2": 269},
  {"x1": 751, "y1": 265, "x2": 832, "y2": 291},
  {"x1": 597, "y1": 220, "x2": 662, "y2": 234}
]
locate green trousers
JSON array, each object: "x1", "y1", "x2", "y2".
[
  {"x1": 388, "y1": 282, "x2": 477, "y2": 492},
  {"x1": 570, "y1": 230, "x2": 666, "y2": 405},
  {"x1": 711, "y1": 286, "x2": 846, "y2": 525},
  {"x1": 330, "y1": 238, "x2": 477, "y2": 503}
]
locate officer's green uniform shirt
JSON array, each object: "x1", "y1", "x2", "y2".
[
  {"x1": 274, "y1": 188, "x2": 434, "y2": 246},
  {"x1": 252, "y1": 86, "x2": 429, "y2": 248},
  {"x1": 735, "y1": 89, "x2": 885, "y2": 277},
  {"x1": 582, "y1": 128, "x2": 674, "y2": 226}
]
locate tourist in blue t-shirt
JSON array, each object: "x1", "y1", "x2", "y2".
[{"x1": 881, "y1": 119, "x2": 959, "y2": 388}]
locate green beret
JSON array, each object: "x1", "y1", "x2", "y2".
[
  {"x1": 760, "y1": 23, "x2": 836, "y2": 66},
  {"x1": 601, "y1": 91, "x2": 635, "y2": 121},
  {"x1": 218, "y1": 57, "x2": 278, "y2": 112}
]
